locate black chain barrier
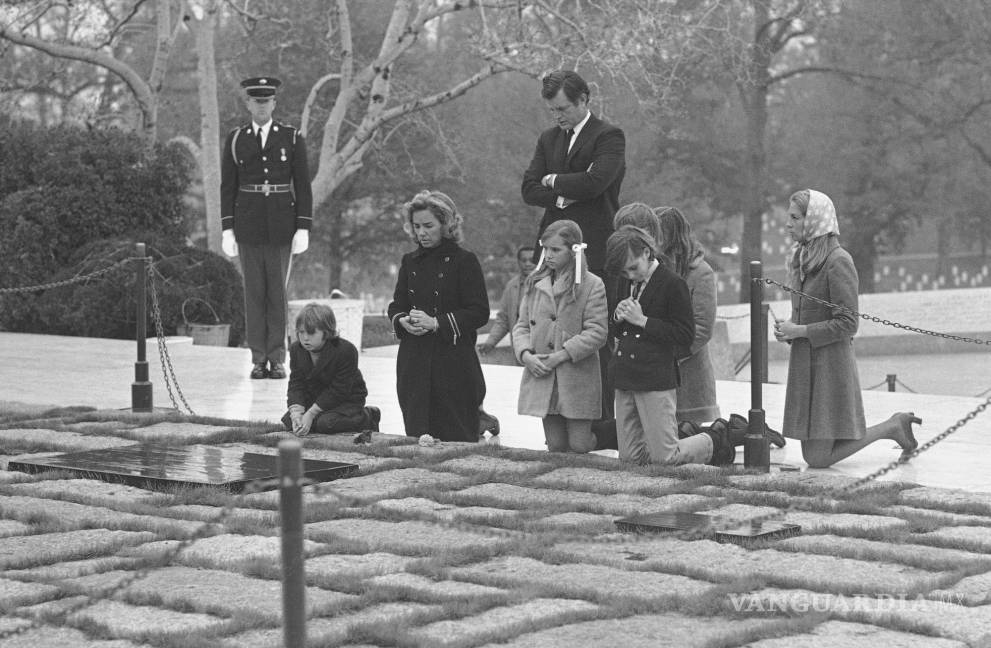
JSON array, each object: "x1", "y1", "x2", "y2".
[
  {"x1": 760, "y1": 277, "x2": 991, "y2": 347},
  {"x1": 0, "y1": 257, "x2": 141, "y2": 294},
  {"x1": 146, "y1": 258, "x2": 196, "y2": 416}
]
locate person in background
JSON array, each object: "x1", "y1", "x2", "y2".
[
  {"x1": 475, "y1": 245, "x2": 536, "y2": 438},
  {"x1": 605, "y1": 225, "x2": 734, "y2": 466},
  {"x1": 221, "y1": 76, "x2": 312, "y2": 380},
  {"x1": 283, "y1": 303, "x2": 380, "y2": 436},
  {"x1": 477, "y1": 246, "x2": 537, "y2": 359},
  {"x1": 655, "y1": 206, "x2": 721, "y2": 424},
  {"x1": 774, "y1": 189, "x2": 920, "y2": 467},
  {"x1": 387, "y1": 190, "x2": 489, "y2": 442},
  {"x1": 513, "y1": 220, "x2": 607, "y2": 453}
]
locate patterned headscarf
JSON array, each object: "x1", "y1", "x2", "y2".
[{"x1": 790, "y1": 189, "x2": 840, "y2": 284}]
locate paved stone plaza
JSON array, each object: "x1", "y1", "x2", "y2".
[{"x1": 1, "y1": 407, "x2": 991, "y2": 647}]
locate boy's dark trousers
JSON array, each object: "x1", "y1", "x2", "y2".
[{"x1": 281, "y1": 403, "x2": 367, "y2": 434}]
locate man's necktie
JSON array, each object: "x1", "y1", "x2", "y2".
[
  {"x1": 256, "y1": 128, "x2": 264, "y2": 150},
  {"x1": 565, "y1": 128, "x2": 574, "y2": 154}
]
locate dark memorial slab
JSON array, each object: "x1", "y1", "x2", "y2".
[
  {"x1": 7, "y1": 443, "x2": 358, "y2": 493},
  {"x1": 614, "y1": 512, "x2": 800, "y2": 545}
]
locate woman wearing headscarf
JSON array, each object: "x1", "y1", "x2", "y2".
[
  {"x1": 388, "y1": 190, "x2": 489, "y2": 442},
  {"x1": 775, "y1": 189, "x2": 920, "y2": 467}
]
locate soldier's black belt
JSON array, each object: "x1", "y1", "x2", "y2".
[{"x1": 240, "y1": 183, "x2": 291, "y2": 194}]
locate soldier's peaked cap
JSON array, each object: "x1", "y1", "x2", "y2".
[{"x1": 241, "y1": 77, "x2": 281, "y2": 98}]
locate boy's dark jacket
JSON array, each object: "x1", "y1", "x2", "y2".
[
  {"x1": 286, "y1": 337, "x2": 367, "y2": 410},
  {"x1": 609, "y1": 264, "x2": 695, "y2": 392}
]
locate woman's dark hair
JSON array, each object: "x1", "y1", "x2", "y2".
[{"x1": 655, "y1": 206, "x2": 702, "y2": 279}]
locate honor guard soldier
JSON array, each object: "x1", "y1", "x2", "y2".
[{"x1": 221, "y1": 76, "x2": 313, "y2": 379}]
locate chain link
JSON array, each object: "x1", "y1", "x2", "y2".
[
  {"x1": 0, "y1": 257, "x2": 141, "y2": 294},
  {"x1": 759, "y1": 277, "x2": 991, "y2": 347},
  {"x1": 147, "y1": 258, "x2": 196, "y2": 416}
]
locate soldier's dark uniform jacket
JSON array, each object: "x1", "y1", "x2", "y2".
[{"x1": 220, "y1": 121, "x2": 313, "y2": 245}]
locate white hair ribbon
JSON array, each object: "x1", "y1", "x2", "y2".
[
  {"x1": 572, "y1": 242, "x2": 588, "y2": 283},
  {"x1": 533, "y1": 242, "x2": 545, "y2": 273}
]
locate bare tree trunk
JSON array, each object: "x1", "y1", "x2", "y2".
[
  {"x1": 189, "y1": 0, "x2": 223, "y2": 254},
  {"x1": 325, "y1": 201, "x2": 344, "y2": 292}
]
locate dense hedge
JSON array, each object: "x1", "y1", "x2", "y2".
[{"x1": 0, "y1": 119, "x2": 243, "y2": 344}]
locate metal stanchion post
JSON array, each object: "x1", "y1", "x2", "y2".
[
  {"x1": 278, "y1": 440, "x2": 306, "y2": 648},
  {"x1": 131, "y1": 242, "x2": 153, "y2": 412},
  {"x1": 886, "y1": 374, "x2": 897, "y2": 392},
  {"x1": 745, "y1": 261, "x2": 770, "y2": 471}
]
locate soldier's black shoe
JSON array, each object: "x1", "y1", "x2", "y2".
[
  {"x1": 269, "y1": 363, "x2": 287, "y2": 379},
  {"x1": 250, "y1": 362, "x2": 269, "y2": 379},
  {"x1": 478, "y1": 409, "x2": 500, "y2": 437},
  {"x1": 364, "y1": 406, "x2": 381, "y2": 433}
]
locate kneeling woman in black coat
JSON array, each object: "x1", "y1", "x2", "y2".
[{"x1": 387, "y1": 190, "x2": 490, "y2": 442}]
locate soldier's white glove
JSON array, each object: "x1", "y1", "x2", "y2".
[
  {"x1": 291, "y1": 229, "x2": 309, "y2": 255},
  {"x1": 222, "y1": 230, "x2": 238, "y2": 257}
]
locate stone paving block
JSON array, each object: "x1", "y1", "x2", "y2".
[
  {"x1": 785, "y1": 511, "x2": 910, "y2": 534},
  {"x1": 162, "y1": 503, "x2": 278, "y2": 526},
  {"x1": 4, "y1": 556, "x2": 141, "y2": 581},
  {"x1": 437, "y1": 455, "x2": 554, "y2": 478},
  {"x1": 885, "y1": 505, "x2": 991, "y2": 527},
  {"x1": 70, "y1": 566, "x2": 356, "y2": 622},
  {"x1": 552, "y1": 536, "x2": 944, "y2": 593},
  {"x1": 64, "y1": 421, "x2": 140, "y2": 434},
  {"x1": 532, "y1": 467, "x2": 681, "y2": 494},
  {"x1": 727, "y1": 471, "x2": 893, "y2": 494},
  {"x1": 476, "y1": 611, "x2": 767, "y2": 648},
  {"x1": 0, "y1": 428, "x2": 137, "y2": 452},
  {"x1": 692, "y1": 485, "x2": 840, "y2": 511},
  {"x1": 0, "y1": 495, "x2": 204, "y2": 538},
  {"x1": 306, "y1": 552, "x2": 418, "y2": 581},
  {"x1": 0, "y1": 625, "x2": 150, "y2": 648},
  {"x1": 735, "y1": 588, "x2": 991, "y2": 646},
  {"x1": 242, "y1": 468, "x2": 468, "y2": 506},
  {"x1": 917, "y1": 525, "x2": 991, "y2": 552},
  {"x1": 452, "y1": 556, "x2": 715, "y2": 603},
  {"x1": 3, "y1": 479, "x2": 159, "y2": 507},
  {"x1": 452, "y1": 482, "x2": 716, "y2": 516},
  {"x1": 529, "y1": 512, "x2": 617, "y2": 533},
  {"x1": 775, "y1": 534, "x2": 991, "y2": 571},
  {"x1": 743, "y1": 620, "x2": 967, "y2": 648},
  {"x1": 0, "y1": 468, "x2": 32, "y2": 484},
  {"x1": 217, "y1": 602, "x2": 440, "y2": 648},
  {"x1": 0, "y1": 519, "x2": 32, "y2": 537},
  {"x1": 407, "y1": 598, "x2": 598, "y2": 648},
  {"x1": 372, "y1": 497, "x2": 519, "y2": 525},
  {"x1": 930, "y1": 570, "x2": 991, "y2": 605},
  {"x1": 67, "y1": 599, "x2": 229, "y2": 639},
  {"x1": 306, "y1": 518, "x2": 513, "y2": 554},
  {"x1": 0, "y1": 529, "x2": 155, "y2": 570},
  {"x1": 899, "y1": 487, "x2": 991, "y2": 515},
  {"x1": 367, "y1": 572, "x2": 506, "y2": 599},
  {"x1": 174, "y1": 533, "x2": 321, "y2": 570},
  {"x1": 0, "y1": 577, "x2": 60, "y2": 608},
  {"x1": 121, "y1": 422, "x2": 234, "y2": 443}
]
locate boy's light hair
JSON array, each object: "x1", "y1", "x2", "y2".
[{"x1": 295, "y1": 302, "x2": 338, "y2": 339}]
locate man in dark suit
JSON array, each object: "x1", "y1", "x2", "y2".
[
  {"x1": 221, "y1": 76, "x2": 313, "y2": 379},
  {"x1": 522, "y1": 70, "x2": 625, "y2": 424},
  {"x1": 521, "y1": 70, "x2": 626, "y2": 275}
]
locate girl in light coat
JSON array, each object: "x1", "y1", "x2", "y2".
[{"x1": 513, "y1": 220, "x2": 608, "y2": 453}]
